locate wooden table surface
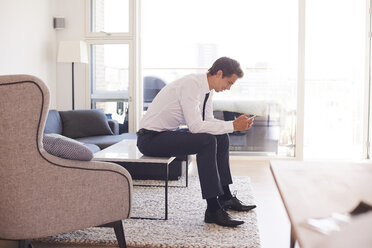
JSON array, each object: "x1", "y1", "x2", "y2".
[{"x1": 270, "y1": 160, "x2": 372, "y2": 248}]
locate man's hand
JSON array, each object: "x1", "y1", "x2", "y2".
[{"x1": 233, "y1": 114, "x2": 254, "y2": 131}]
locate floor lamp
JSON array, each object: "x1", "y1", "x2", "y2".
[{"x1": 57, "y1": 41, "x2": 88, "y2": 110}]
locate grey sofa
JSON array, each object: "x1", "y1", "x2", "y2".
[
  {"x1": 44, "y1": 109, "x2": 136, "y2": 153},
  {"x1": 44, "y1": 109, "x2": 189, "y2": 180}
]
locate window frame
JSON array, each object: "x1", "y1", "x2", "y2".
[
  {"x1": 85, "y1": 0, "x2": 142, "y2": 133},
  {"x1": 89, "y1": 40, "x2": 131, "y2": 101},
  {"x1": 367, "y1": 0, "x2": 372, "y2": 159},
  {"x1": 85, "y1": 0, "x2": 134, "y2": 38}
]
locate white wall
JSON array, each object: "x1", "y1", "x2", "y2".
[
  {"x1": 0, "y1": 2, "x2": 85, "y2": 245},
  {"x1": 0, "y1": 0, "x2": 88, "y2": 111},
  {"x1": 0, "y1": 0, "x2": 57, "y2": 108},
  {"x1": 54, "y1": 0, "x2": 88, "y2": 110}
]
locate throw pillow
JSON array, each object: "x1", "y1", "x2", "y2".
[
  {"x1": 43, "y1": 133, "x2": 93, "y2": 161},
  {"x1": 60, "y1": 109, "x2": 113, "y2": 139}
]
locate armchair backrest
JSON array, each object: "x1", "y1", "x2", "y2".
[{"x1": 0, "y1": 74, "x2": 50, "y2": 169}]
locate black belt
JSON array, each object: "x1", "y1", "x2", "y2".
[{"x1": 136, "y1": 128, "x2": 159, "y2": 136}]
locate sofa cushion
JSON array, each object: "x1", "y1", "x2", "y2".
[
  {"x1": 60, "y1": 109, "x2": 113, "y2": 139},
  {"x1": 108, "y1": 119, "x2": 119, "y2": 135},
  {"x1": 44, "y1": 110, "x2": 63, "y2": 134},
  {"x1": 43, "y1": 134, "x2": 93, "y2": 161}
]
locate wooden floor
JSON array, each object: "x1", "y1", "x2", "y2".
[
  {"x1": 0, "y1": 159, "x2": 291, "y2": 248},
  {"x1": 189, "y1": 158, "x2": 291, "y2": 248},
  {"x1": 230, "y1": 159, "x2": 290, "y2": 248}
]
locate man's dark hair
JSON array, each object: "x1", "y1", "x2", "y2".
[{"x1": 208, "y1": 57, "x2": 244, "y2": 78}]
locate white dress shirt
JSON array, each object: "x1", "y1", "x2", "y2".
[{"x1": 139, "y1": 73, "x2": 234, "y2": 135}]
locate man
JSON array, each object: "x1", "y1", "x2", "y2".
[{"x1": 137, "y1": 57, "x2": 256, "y2": 227}]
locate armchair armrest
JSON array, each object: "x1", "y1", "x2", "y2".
[{"x1": 108, "y1": 119, "x2": 119, "y2": 135}]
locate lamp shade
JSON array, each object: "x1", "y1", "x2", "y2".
[{"x1": 57, "y1": 41, "x2": 88, "y2": 63}]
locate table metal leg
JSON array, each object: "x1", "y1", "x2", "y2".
[
  {"x1": 185, "y1": 159, "x2": 189, "y2": 187},
  {"x1": 165, "y1": 161, "x2": 169, "y2": 220},
  {"x1": 131, "y1": 162, "x2": 169, "y2": 220}
]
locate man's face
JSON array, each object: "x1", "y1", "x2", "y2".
[{"x1": 214, "y1": 70, "x2": 239, "y2": 92}]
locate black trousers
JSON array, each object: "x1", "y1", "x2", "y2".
[{"x1": 137, "y1": 130, "x2": 233, "y2": 199}]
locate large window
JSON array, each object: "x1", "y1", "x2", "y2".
[
  {"x1": 142, "y1": 0, "x2": 298, "y2": 157},
  {"x1": 86, "y1": 0, "x2": 370, "y2": 159},
  {"x1": 304, "y1": 0, "x2": 367, "y2": 159}
]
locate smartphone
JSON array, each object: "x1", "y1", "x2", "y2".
[{"x1": 247, "y1": 114, "x2": 256, "y2": 120}]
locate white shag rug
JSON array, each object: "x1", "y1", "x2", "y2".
[{"x1": 34, "y1": 176, "x2": 260, "y2": 248}]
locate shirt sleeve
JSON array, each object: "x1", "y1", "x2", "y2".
[{"x1": 179, "y1": 82, "x2": 234, "y2": 135}]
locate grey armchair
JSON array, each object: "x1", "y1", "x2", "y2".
[{"x1": 0, "y1": 75, "x2": 133, "y2": 248}]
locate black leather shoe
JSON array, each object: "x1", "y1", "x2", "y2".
[
  {"x1": 220, "y1": 196, "x2": 257, "y2": 212},
  {"x1": 204, "y1": 208, "x2": 244, "y2": 227}
]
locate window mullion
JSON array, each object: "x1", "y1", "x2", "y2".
[
  {"x1": 295, "y1": 0, "x2": 306, "y2": 160},
  {"x1": 365, "y1": 0, "x2": 372, "y2": 159}
]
